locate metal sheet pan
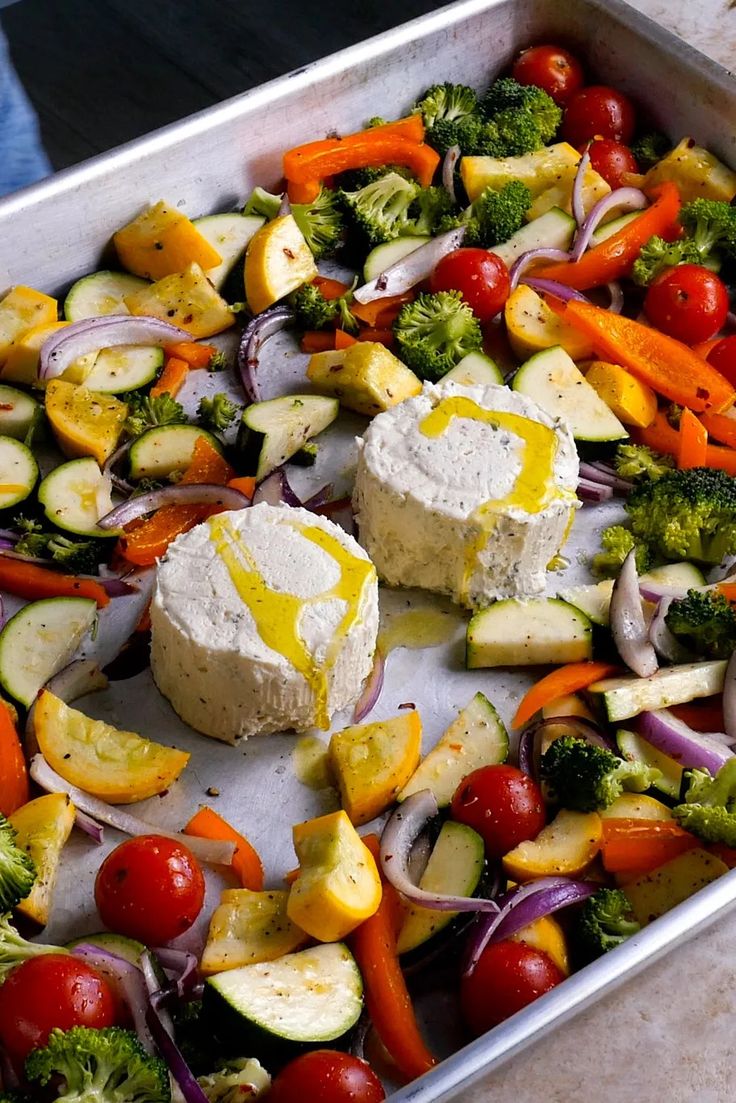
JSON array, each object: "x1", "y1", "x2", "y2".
[{"x1": 2, "y1": 0, "x2": 736, "y2": 1099}]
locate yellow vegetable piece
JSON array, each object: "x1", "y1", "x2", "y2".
[
  {"x1": 45, "y1": 379, "x2": 128, "y2": 465},
  {"x1": 287, "y1": 809, "x2": 382, "y2": 942},
  {"x1": 511, "y1": 913, "x2": 570, "y2": 976},
  {"x1": 201, "y1": 888, "x2": 308, "y2": 975},
  {"x1": 10, "y1": 793, "x2": 75, "y2": 927},
  {"x1": 600, "y1": 793, "x2": 673, "y2": 820},
  {"x1": 644, "y1": 138, "x2": 736, "y2": 204},
  {"x1": 245, "y1": 215, "x2": 318, "y2": 315},
  {"x1": 307, "y1": 342, "x2": 422, "y2": 417},
  {"x1": 125, "y1": 262, "x2": 235, "y2": 339},
  {"x1": 584, "y1": 360, "x2": 658, "y2": 428},
  {"x1": 461, "y1": 143, "x2": 610, "y2": 213},
  {"x1": 0, "y1": 286, "x2": 58, "y2": 364},
  {"x1": 1, "y1": 322, "x2": 95, "y2": 388},
  {"x1": 34, "y1": 690, "x2": 190, "y2": 804},
  {"x1": 503, "y1": 809, "x2": 603, "y2": 882},
  {"x1": 624, "y1": 848, "x2": 727, "y2": 926},
  {"x1": 113, "y1": 200, "x2": 222, "y2": 281},
  {"x1": 504, "y1": 284, "x2": 594, "y2": 361},
  {"x1": 329, "y1": 710, "x2": 422, "y2": 826}
]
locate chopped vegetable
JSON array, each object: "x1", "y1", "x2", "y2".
[
  {"x1": 631, "y1": 132, "x2": 672, "y2": 171},
  {"x1": 113, "y1": 199, "x2": 222, "y2": 281},
  {"x1": 674, "y1": 759, "x2": 736, "y2": 845},
  {"x1": 614, "y1": 442, "x2": 675, "y2": 482},
  {"x1": 10, "y1": 793, "x2": 76, "y2": 927},
  {"x1": 480, "y1": 77, "x2": 562, "y2": 143},
  {"x1": 150, "y1": 356, "x2": 189, "y2": 399},
  {"x1": 624, "y1": 466, "x2": 736, "y2": 565},
  {"x1": 576, "y1": 887, "x2": 641, "y2": 958},
  {"x1": 393, "y1": 290, "x2": 483, "y2": 379},
  {"x1": 0, "y1": 557, "x2": 111, "y2": 607},
  {"x1": 540, "y1": 736, "x2": 661, "y2": 812},
  {"x1": 512, "y1": 661, "x2": 619, "y2": 728},
  {"x1": 291, "y1": 186, "x2": 345, "y2": 260},
  {"x1": 198, "y1": 1057, "x2": 270, "y2": 1102},
  {"x1": 599, "y1": 818, "x2": 700, "y2": 874},
  {"x1": 592, "y1": 525, "x2": 654, "y2": 578},
  {"x1": 329, "y1": 711, "x2": 422, "y2": 825},
  {"x1": 0, "y1": 912, "x2": 66, "y2": 983},
  {"x1": 25, "y1": 1026, "x2": 170, "y2": 1103},
  {"x1": 197, "y1": 393, "x2": 239, "y2": 433},
  {"x1": 0, "y1": 702, "x2": 28, "y2": 817},
  {"x1": 184, "y1": 806, "x2": 264, "y2": 891},
  {"x1": 413, "y1": 82, "x2": 478, "y2": 129},
  {"x1": 164, "y1": 341, "x2": 220, "y2": 369},
  {"x1": 0, "y1": 815, "x2": 36, "y2": 912},
  {"x1": 340, "y1": 172, "x2": 421, "y2": 247},
  {"x1": 14, "y1": 517, "x2": 106, "y2": 574},
  {"x1": 665, "y1": 589, "x2": 736, "y2": 659},
  {"x1": 440, "y1": 180, "x2": 532, "y2": 247}
]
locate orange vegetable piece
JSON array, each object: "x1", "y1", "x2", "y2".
[
  {"x1": 631, "y1": 411, "x2": 736, "y2": 476},
  {"x1": 600, "y1": 818, "x2": 700, "y2": 874},
  {"x1": 300, "y1": 331, "x2": 336, "y2": 353},
  {"x1": 677, "y1": 408, "x2": 708, "y2": 468},
  {"x1": 699, "y1": 411, "x2": 736, "y2": 450},
  {"x1": 0, "y1": 557, "x2": 110, "y2": 608},
  {"x1": 334, "y1": 329, "x2": 358, "y2": 350},
  {"x1": 670, "y1": 698, "x2": 725, "y2": 732},
  {"x1": 0, "y1": 699, "x2": 29, "y2": 816},
  {"x1": 312, "y1": 276, "x2": 350, "y2": 301},
  {"x1": 184, "y1": 806, "x2": 264, "y2": 890},
  {"x1": 150, "y1": 356, "x2": 190, "y2": 398},
  {"x1": 512, "y1": 661, "x2": 620, "y2": 729},
  {"x1": 164, "y1": 341, "x2": 218, "y2": 369},
  {"x1": 227, "y1": 476, "x2": 256, "y2": 500},
  {"x1": 357, "y1": 327, "x2": 395, "y2": 347},
  {"x1": 352, "y1": 292, "x2": 414, "y2": 328}
]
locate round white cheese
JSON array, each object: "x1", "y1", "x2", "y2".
[
  {"x1": 150, "y1": 503, "x2": 379, "y2": 742},
  {"x1": 353, "y1": 380, "x2": 579, "y2": 607}
]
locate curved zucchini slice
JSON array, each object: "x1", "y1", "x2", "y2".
[
  {"x1": 64, "y1": 270, "x2": 150, "y2": 321},
  {"x1": 237, "y1": 395, "x2": 339, "y2": 482},
  {"x1": 0, "y1": 436, "x2": 38, "y2": 509},
  {"x1": 38, "y1": 457, "x2": 114, "y2": 536},
  {"x1": 194, "y1": 213, "x2": 265, "y2": 290},
  {"x1": 0, "y1": 386, "x2": 42, "y2": 441},
  {"x1": 0, "y1": 596, "x2": 97, "y2": 707},
  {"x1": 362, "y1": 236, "x2": 430, "y2": 283},
  {"x1": 467, "y1": 597, "x2": 593, "y2": 668},
  {"x1": 443, "y1": 351, "x2": 504, "y2": 387},
  {"x1": 491, "y1": 206, "x2": 575, "y2": 268},
  {"x1": 128, "y1": 425, "x2": 222, "y2": 480},
  {"x1": 616, "y1": 729, "x2": 683, "y2": 800},
  {"x1": 83, "y1": 346, "x2": 163, "y2": 394}
]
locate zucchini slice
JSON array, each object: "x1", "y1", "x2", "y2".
[
  {"x1": 0, "y1": 386, "x2": 41, "y2": 441},
  {"x1": 589, "y1": 660, "x2": 727, "y2": 723},
  {"x1": 641, "y1": 562, "x2": 707, "y2": 588},
  {"x1": 512, "y1": 345, "x2": 628, "y2": 443},
  {"x1": 201, "y1": 889, "x2": 308, "y2": 975},
  {"x1": 362, "y1": 236, "x2": 430, "y2": 284},
  {"x1": 589, "y1": 211, "x2": 640, "y2": 247},
  {"x1": 83, "y1": 346, "x2": 163, "y2": 394},
  {"x1": 399, "y1": 692, "x2": 508, "y2": 806},
  {"x1": 0, "y1": 436, "x2": 38, "y2": 509},
  {"x1": 204, "y1": 942, "x2": 362, "y2": 1058},
  {"x1": 467, "y1": 598, "x2": 593, "y2": 668},
  {"x1": 194, "y1": 213, "x2": 265, "y2": 290},
  {"x1": 491, "y1": 206, "x2": 576, "y2": 268},
  {"x1": 64, "y1": 270, "x2": 150, "y2": 321},
  {"x1": 0, "y1": 596, "x2": 97, "y2": 707},
  {"x1": 128, "y1": 425, "x2": 222, "y2": 480},
  {"x1": 616, "y1": 729, "x2": 683, "y2": 800},
  {"x1": 38, "y1": 457, "x2": 115, "y2": 536},
  {"x1": 237, "y1": 395, "x2": 339, "y2": 482},
  {"x1": 560, "y1": 563, "x2": 708, "y2": 628},
  {"x1": 442, "y1": 350, "x2": 504, "y2": 387}
]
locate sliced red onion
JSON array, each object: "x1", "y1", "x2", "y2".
[
  {"x1": 607, "y1": 280, "x2": 624, "y2": 314},
  {"x1": 152, "y1": 947, "x2": 200, "y2": 1000},
  {"x1": 380, "y1": 790, "x2": 500, "y2": 913},
  {"x1": 103, "y1": 439, "x2": 134, "y2": 496},
  {"x1": 571, "y1": 188, "x2": 648, "y2": 261},
  {"x1": 578, "y1": 461, "x2": 632, "y2": 494},
  {"x1": 577, "y1": 478, "x2": 614, "y2": 502},
  {"x1": 146, "y1": 990, "x2": 210, "y2": 1103},
  {"x1": 723, "y1": 649, "x2": 736, "y2": 744},
  {"x1": 97, "y1": 484, "x2": 250, "y2": 531},
  {"x1": 638, "y1": 579, "x2": 689, "y2": 604},
  {"x1": 237, "y1": 305, "x2": 294, "y2": 403},
  {"x1": 73, "y1": 809, "x2": 105, "y2": 845},
  {"x1": 517, "y1": 714, "x2": 613, "y2": 780},
  {"x1": 72, "y1": 943, "x2": 155, "y2": 1053},
  {"x1": 610, "y1": 550, "x2": 658, "y2": 677},
  {"x1": 442, "y1": 144, "x2": 461, "y2": 203},
  {"x1": 0, "y1": 528, "x2": 18, "y2": 544},
  {"x1": 353, "y1": 649, "x2": 385, "y2": 723},
  {"x1": 648, "y1": 596, "x2": 695, "y2": 664},
  {"x1": 509, "y1": 247, "x2": 571, "y2": 290},
  {"x1": 277, "y1": 192, "x2": 291, "y2": 217},
  {"x1": 572, "y1": 150, "x2": 591, "y2": 228},
  {"x1": 637, "y1": 709, "x2": 734, "y2": 773},
  {"x1": 521, "y1": 277, "x2": 590, "y2": 303},
  {"x1": 303, "y1": 483, "x2": 335, "y2": 510},
  {"x1": 463, "y1": 877, "x2": 597, "y2": 976},
  {"x1": 252, "y1": 469, "x2": 302, "y2": 507},
  {"x1": 30, "y1": 755, "x2": 236, "y2": 865},
  {"x1": 353, "y1": 227, "x2": 466, "y2": 304},
  {"x1": 313, "y1": 496, "x2": 354, "y2": 533},
  {"x1": 40, "y1": 315, "x2": 192, "y2": 381}
]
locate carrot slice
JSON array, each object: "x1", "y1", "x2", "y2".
[
  {"x1": 150, "y1": 356, "x2": 190, "y2": 398},
  {"x1": 512, "y1": 661, "x2": 620, "y2": 729},
  {"x1": 164, "y1": 342, "x2": 218, "y2": 369},
  {"x1": 184, "y1": 807, "x2": 264, "y2": 890},
  {"x1": 677, "y1": 408, "x2": 708, "y2": 468},
  {"x1": 0, "y1": 700, "x2": 29, "y2": 816},
  {"x1": 0, "y1": 557, "x2": 110, "y2": 608}
]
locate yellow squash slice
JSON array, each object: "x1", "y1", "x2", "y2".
[
  {"x1": 461, "y1": 142, "x2": 610, "y2": 214},
  {"x1": 34, "y1": 690, "x2": 190, "y2": 804},
  {"x1": 201, "y1": 888, "x2": 308, "y2": 975},
  {"x1": 124, "y1": 262, "x2": 235, "y2": 339},
  {"x1": 45, "y1": 380, "x2": 128, "y2": 465},
  {"x1": 503, "y1": 809, "x2": 603, "y2": 881},
  {"x1": 114, "y1": 200, "x2": 222, "y2": 280},
  {"x1": 0, "y1": 287, "x2": 58, "y2": 363},
  {"x1": 511, "y1": 913, "x2": 570, "y2": 976},
  {"x1": 505, "y1": 284, "x2": 594, "y2": 361},
  {"x1": 244, "y1": 215, "x2": 317, "y2": 314},
  {"x1": 583, "y1": 361, "x2": 658, "y2": 429},
  {"x1": 624, "y1": 848, "x2": 727, "y2": 926},
  {"x1": 10, "y1": 793, "x2": 75, "y2": 927},
  {"x1": 644, "y1": 138, "x2": 736, "y2": 203},
  {"x1": 329, "y1": 710, "x2": 422, "y2": 826},
  {"x1": 307, "y1": 342, "x2": 422, "y2": 417}
]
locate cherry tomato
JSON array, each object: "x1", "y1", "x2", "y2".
[
  {"x1": 95, "y1": 835, "x2": 205, "y2": 946},
  {"x1": 511, "y1": 44, "x2": 584, "y2": 105},
  {"x1": 0, "y1": 954, "x2": 117, "y2": 1064},
  {"x1": 561, "y1": 85, "x2": 636, "y2": 146},
  {"x1": 586, "y1": 138, "x2": 639, "y2": 189},
  {"x1": 644, "y1": 264, "x2": 729, "y2": 344},
  {"x1": 269, "y1": 1050, "x2": 386, "y2": 1103},
  {"x1": 460, "y1": 940, "x2": 564, "y2": 1036},
  {"x1": 707, "y1": 335, "x2": 736, "y2": 386},
  {"x1": 450, "y1": 764, "x2": 545, "y2": 859},
  {"x1": 429, "y1": 248, "x2": 510, "y2": 323}
]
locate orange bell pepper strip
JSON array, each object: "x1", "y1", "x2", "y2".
[
  {"x1": 670, "y1": 698, "x2": 725, "y2": 732},
  {"x1": 120, "y1": 438, "x2": 235, "y2": 566},
  {"x1": 0, "y1": 557, "x2": 110, "y2": 608},
  {"x1": 184, "y1": 807, "x2": 264, "y2": 890},
  {"x1": 150, "y1": 356, "x2": 190, "y2": 398},
  {"x1": 352, "y1": 292, "x2": 414, "y2": 328},
  {"x1": 631, "y1": 411, "x2": 736, "y2": 476},
  {"x1": 300, "y1": 331, "x2": 336, "y2": 353},
  {"x1": 334, "y1": 329, "x2": 358, "y2": 349},
  {"x1": 164, "y1": 342, "x2": 218, "y2": 369},
  {"x1": 227, "y1": 476, "x2": 257, "y2": 500},
  {"x1": 312, "y1": 276, "x2": 350, "y2": 301},
  {"x1": 677, "y1": 408, "x2": 708, "y2": 468},
  {"x1": 349, "y1": 834, "x2": 436, "y2": 1083},
  {"x1": 512, "y1": 661, "x2": 620, "y2": 729},
  {"x1": 600, "y1": 818, "x2": 700, "y2": 874},
  {"x1": 699, "y1": 411, "x2": 736, "y2": 449},
  {"x1": 0, "y1": 699, "x2": 28, "y2": 816},
  {"x1": 533, "y1": 183, "x2": 682, "y2": 289},
  {"x1": 357, "y1": 327, "x2": 395, "y2": 347},
  {"x1": 557, "y1": 300, "x2": 736, "y2": 412}
]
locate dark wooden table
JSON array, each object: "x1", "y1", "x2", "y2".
[{"x1": 2, "y1": 0, "x2": 445, "y2": 171}]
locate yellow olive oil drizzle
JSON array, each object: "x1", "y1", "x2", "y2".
[{"x1": 377, "y1": 607, "x2": 459, "y2": 656}]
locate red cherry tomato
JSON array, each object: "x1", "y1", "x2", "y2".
[
  {"x1": 586, "y1": 138, "x2": 639, "y2": 189},
  {"x1": 460, "y1": 940, "x2": 564, "y2": 1036},
  {"x1": 0, "y1": 954, "x2": 117, "y2": 1064},
  {"x1": 429, "y1": 248, "x2": 510, "y2": 323},
  {"x1": 561, "y1": 85, "x2": 636, "y2": 146},
  {"x1": 268, "y1": 1050, "x2": 386, "y2": 1103},
  {"x1": 511, "y1": 44, "x2": 585, "y2": 105},
  {"x1": 707, "y1": 335, "x2": 736, "y2": 386},
  {"x1": 450, "y1": 764, "x2": 545, "y2": 859},
  {"x1": 644, "y1": 264, "x2": 730, "y2": 344},
  {"x1": 95, "y1": 835, "x2": 205, "y2": 946}
]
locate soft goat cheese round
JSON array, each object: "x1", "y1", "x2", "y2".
[
  {"x1": 353, "y1": 380, "x2": 579, "y2": 607},
  {"x1": 150, "y1": 503, "x2": 379, "y2": 742}
]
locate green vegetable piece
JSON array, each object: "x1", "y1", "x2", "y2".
[
  {"x1": 123, "y1": 393, "x2": 188, "y2": 439},
  {"x1": 631, "y1": 132, "x2": 672, "y2": 171},
  {"x1": 0, "y1": 912, "x2": 66, "y2": 984},
  {"x1": 539, "y1": 735, "x2": 661, "y2": 812},
  {"x1": 626, "y1": 466, "x2": 736, "y2": 565},
  {"x1": 198, "y1": 393, "x2": 240, "y2": 434},
  {"x1": 413, "y1": 82, "x2": 478, "y2": 129},
  {"x1": 577, "y1": 887, "x2": 641, "y2": 959},
  {"x1": 0, "y1": 816, "x2": 35, "y2": 913},
  {"x1": 674, "y1": 758, "x2": 736, "y2": 845},
  {"x1": 665, "y1": 589, "x2": 736, "y2": 659},
  {"x1": 393, "y1": 290, "x2": 483, "y2": 381},
  {"x1": 592, "y1": 525, "x2": 654, "y2": 578},
  {"x1": 291, "y1": 186, "x2": 345, "y2": 261},
  {"x1": 614, "y1": 443, "x2": 675, "y2": 482},
  {"x1": 26, "y1": 1026, "x2": 170, "y2": 1102},
  {"x1": 340, "y1": 171, "x2": 420, "y2": 247},
  {"x1": 243, "y1": 186, "x2": 282, "y2": 221}
]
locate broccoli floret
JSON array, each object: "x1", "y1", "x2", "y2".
[
  {"x1": 291, "y1": 282, "x2": 358, "y2": 334},
  {"x1": 414, "y1": 82, "x2": 478, "y2": 129},
  {"x1": 462, "y1": 180, "x2": 532, "y2": 248},
  {"x1": 291, "y1": 186, "x2": 344, "y2": 260},
  {"x1": 631, "y1": 234, "x2": 705, "y2": 286},
  {"x1": 340, "y1": 171, "x2": 420, "y2": 246},
  {"x1": 479, "y1": 76, "x2": 533, "y2": 115},
  {"x1": 540, "y1": 735, "x2": 661, "y2": 812},
  {"x1": 207, "y1": 351, "x2": 229, "y2": 372},
  {"x1": 123, "y1": 393, "x2": 187, "y2": 438},
  {"x1": 577, "y1": 888, "x2": 641, "y2": 959},
  {"x1": 0, "y1": 816, "x2": 35, "y2": 913},
  {"x1": 14, "y1": 519, "x2": 106, "y2": 574},
  {"x1": 479, "y1": 78, "x2": 561, "y2": 145},
  {"x1": 393, "y1": 290, "x2": 483, "y2": 380},
  {"x1": 679, "y1": 197, "x2": 736, "y2": 264},
  {"x1": 242, "y1": 186, "x2": 282, "y2": 220},
  {"x1": 631, "y1": 132, "x2": 672, "y2": 171},
  {"x1": 198, "y1": 1058, "x2": 271, "y2": 1102},
  {"x1": 674, "y1": 759, "x2": 736, "y2": 844},
  {"x1": 427, "y1": 114, "x2": 502, "y2": 159},
  {"x1": 26, "y1": 1026, "x2": 170, "y2": 1103},
  {"x1": 592, "y1": 525, "x2": 654, "y2": 578},
  {"x1": 491, "y1": 107, "x2": 543, "y2": 156},
  {"x1": 614, "y1": 443, "x2": 675, "y2": 483},
  {"x1": 410, "y1": 186, "x2": 457, "y2": 236},
  {"x1": 665, "y1": 589, "x2": 736, "y2": 659},
  {"x1": 0, "y1": 913, "x2": 66, "y2": 984},
  {"x1": 198, "y1": 393, "x2": 239, "y2": 434},
  {"x1": 626, "y1": 466, "x2": 736, "y2": 566}
]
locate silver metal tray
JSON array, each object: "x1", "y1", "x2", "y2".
[{"x1": 2, "y1": 1, "x2": 736, "y2": 1099}]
